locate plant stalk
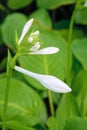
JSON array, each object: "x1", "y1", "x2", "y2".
[
  {"x1": 2, "y1": 66, "x2": 12, "y2": 130},
  {"x1": 66, "y1": 5, "x2": 77, "y2": 86},
  {"x1": 43, "y1": 55, "x2": 55, "y2": 116},
  {"x1": 48, "y1": 90, "x2": 54, "y2": 116}
]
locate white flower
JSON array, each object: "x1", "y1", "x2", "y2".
[
  {"x1": 28, "y1": 37, "x2": 33, "y2": 43},
  {"x1": 30, "y1": 42, "x2": 41, "y2": 51},
  {"x1": 29, "y1": 46, "x2": 59, "y2": 55},
  {"x1": 17, "y1": 18, "x2": 59, "y2": 55},
  {"x1": 84, "y1": 1, "x2": 87, "y2": 6},
  {"x1": 18, "y1": 18, "x2": 34, "y2": 45},
  {"x1": 14, "y1": 66, "x2": 72, "y2": 93},
  {"x1": 28, "y1": 30, "x2": 40, "y2": 43},
  {"x1": 32, "y1": 30, "x2": 40, "y2": 35}
]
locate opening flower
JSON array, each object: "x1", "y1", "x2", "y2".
[
  {"x1": 29, "y1": 43, "x2": 59, "y2": 55},
  {"x1": 17, "y1": 18, "x2": 59, "y2": 55},
  {"x1": 18, "y1": 18, "x2": 34, "y2": 45},
  {"x1": 14, "y1": 66, "x2": 72, "y2": 93}
]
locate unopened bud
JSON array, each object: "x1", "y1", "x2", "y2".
[{"x1": 28, "y1": 37, "x2": 33, "y2": 43}]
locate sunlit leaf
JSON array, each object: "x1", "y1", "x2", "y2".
[
  {"x1": 29, "y1": 9, "x2": 52, "y2": 28},
  {"x1": 47, "y1": 116, "x2": 57, "y2": 130},
  {"x1": 36, "y1": 0, "x2": 75, "y2": 9},
  {"x1": 0, "y1": 78, "x2": 47, "y2": 126},
  {"x1": 75, "y1": 8, "x2": 87, "y2": 25},
  {"x1": 0, "y1": 120, "x2": 35, "y2": 130},
  {"x1": 72, "y1": 70, "x2": 87, "y2": 116},
  {"x1": 64, "y1": 117, "x2": 87, "y2": 130},
  {"x1": 56, "y1": 94, "x2": 81, "y2": 130},
  {"x1": 7, "y1": 0, "x2": 33, "y2": 10},
  {"x1": 72, "y1": 38, "x2": 87, "y2": 70}
]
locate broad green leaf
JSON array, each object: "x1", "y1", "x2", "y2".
[
  {"x1": 72, "y1": 38, "x2": 87, "y2": 70},
  {"x1": 57, "y1": 29, "x2": 85, "y2": 41},
  {"x1": 36, "y1": 0, "x2": 75, "y2": 10},
  {"x1": 56, "y1": 94, "x2": 81, "y2": 130},
  {"x1": 7, "y1": 0, "x2": 33, "y2": 9},
  {"x1": 29, "y1": 9, "x2": 52, "y2": 28},
  {"x1": 47, "y1": 116, "x2": 57, "y2": 130},
  {"x1": 64, "y1": 117, "x2": 87, "y2": 130},
  {"x1": 0, "y1": 120, "x2": 35, "y2": 130},
  {"x1": 18, "y1": 28, "x2": 68, "y2": 90},
  {"x1": 0, "y1": 78, "x2": 47, "y2": 126},
  {"x1": 75, "y1": 8, "x2": 87, "y2": 24},
  {"x1": 72, "y1": 70, "x2": 87, "y2": 116},
  {"x1": 1, "y1": 13, "x2": 27, "y2": 51}
]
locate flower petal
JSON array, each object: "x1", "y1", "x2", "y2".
[
  {"x1": 29, "y1": 47, "x2": 59, "y2": 55},
  {"x1": 18, "y1": 18, "x2": 34, "y2": 45},
  {"x1": 28, "y1": 37, "x2": 33, "y2": 43},
  {"x1": 30, "y1": 42, "x2": 41, "y2": 51},
  {"x1": 32, "y1": 30, "x2": 40, "y2": 35},
  {"x1": 85, "y1": 1, "x2": 87, "y2": 6},
  {"x1": 14, "y1": 66, "x2": 72, "y2": 93}
]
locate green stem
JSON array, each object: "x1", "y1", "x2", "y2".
[
  {"x1": 2, "y1": 66, "x2": 12, "y2": 130},
  {"x1": 48, "y1": 90, "x2": 54, "y2": 116},
  {"x1": 43, "y1": 55, "x2": 54, "y2": 116},
  {"x1": 66, "y1": 5, "x2": 77, "y2": 86}
]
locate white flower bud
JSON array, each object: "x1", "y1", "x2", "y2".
[{"x1": 28, "y1": 37, "x2": 33, "y2": 43}]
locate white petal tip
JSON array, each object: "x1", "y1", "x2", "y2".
[
  {"x1": 28, "y1": 37, "x2": 33, "y2": 43},
  {"x1": 33, "y1": 30, "x2": 40, "y2": 35},
  {"x1": 18, "y1": 18, "x2": 34, "y2": 45},
  {"x1": 29, "y1": 47, "x2": 59, "y2": 55},
  {"x1": 52, "y1": 47, "x2": 60, "y2": 53},
  {"x1": 64, "y1": 87, "x2": 72, "y2": 93}
]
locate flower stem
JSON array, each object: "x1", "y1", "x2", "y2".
[
  {"x1": 2, "y1": 65, "x2": 12, "y2": 130},
  {"x1": 43, "y1": 55, "x2": 55, "y2": 116},
  {"x1": 48, "y1": 90, "x2": 54, "y2": 116},
  {"x1": 66, "y1": 5, "x2": 77, "y2": 85}
]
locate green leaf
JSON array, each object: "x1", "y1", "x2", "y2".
[
  {"x1": 72, "y1": 38, "x2": 87, "y2": 70},
  {"x1": 1, "y1": 13, "x2": 27, "y2": 51},
  {"x1": 0, "y1": 120, "x2": 35, "y2": 130},
  {"x1": 56, "y1": 94, "x2": 81, "y2": 130},
  {"x1": 75, "y1": 8, "x2": 87, "y2": 25},
  {"x1": 64, "y1": 117, "x2": 87, "y2": 130},
  {"x1": 0, "y1": 78, "x2": 47, "y2": 126},
  {"x1": 18, "y1": 29, "x2": 68, "y2": 90},
  {"x1": 47, "y1": 116, "x2": 57, "y2": 130},
  {"x1": 7, "y1": 0, "x2": 33, "y2": 10},
  {"x1": 36, "y1": 0, "x2": 75, "y2": 9},
  {"x1": 57, "y1": 29, "x2": 85, "y2": 41},
  {"x1": 29, "y1": 9, "x2": 52, "y2": 28},
  {"x1": 72, "y1": 70, "x2": 87, "y2": 116}
]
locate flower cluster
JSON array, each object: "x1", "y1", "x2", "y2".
[{"x1": 14, "y1": 18, "x2": 72, "y2": 93}]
